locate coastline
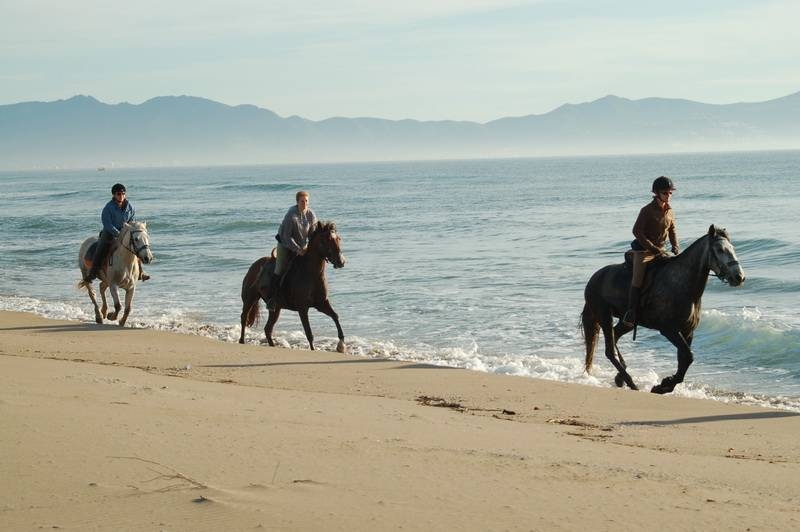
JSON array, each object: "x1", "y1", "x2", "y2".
[{"x1": 2, "y1": 310, "x2": 799, "y2": 531}]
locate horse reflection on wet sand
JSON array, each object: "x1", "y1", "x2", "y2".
[
  {"x1": 239, "y1": 221, "x2": 346, "y2": 352},
  {"x1": 581, "y1": 224, "x2": 745, "y2": 394}
]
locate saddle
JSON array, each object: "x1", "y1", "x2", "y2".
[
  {"x1": 257, "y1": 248, "x2": 283, "y2": 292},
  {"x1": 82, "y1": 238, "x2": 120, "y2": 271},
  {"x1": 623, "y1": 250, "x2": 673, "y2": 295}
]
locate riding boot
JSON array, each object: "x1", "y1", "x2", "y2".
[
  {"x1": 622, "y1": 286, "x2": 641, "y2": 326},
  {"x1": 266, "y1": 274, "x2": 281, "y2": 310},
  {"x1": 85, "y1": 238, "x2": 111, "y2": 282},
  {"x1": 139, "y1": 269, "x2": 150, "y2": 281}
]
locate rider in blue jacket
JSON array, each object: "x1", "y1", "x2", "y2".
[{"x1": 83, "y1": 183, "x2": 150, "y2": 283}]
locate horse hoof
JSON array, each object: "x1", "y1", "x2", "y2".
[
  {"x1": 614, "y1": 373, "x2": 625, "y2": 388},
  {"x1": 336, "y1": 340, "x2": 346, "y2": 354}
]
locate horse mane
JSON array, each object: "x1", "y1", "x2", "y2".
[
  {"x1": 309, "y1": 221, "x2": 337, "y2": 242},
  {"x1": 681, "y1": 225, "x2": 731, "y2": 255},
  {"x1": 119, "y1": 220, "x2": 147, "y2": 237}
]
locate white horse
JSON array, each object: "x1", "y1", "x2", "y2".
[{"x1": 78, "y1": 221, "x2": 154, "y2": 327}]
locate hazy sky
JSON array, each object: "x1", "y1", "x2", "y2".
[{"x1": 2, "y1": 0, "x2": 799, "y2": 122}]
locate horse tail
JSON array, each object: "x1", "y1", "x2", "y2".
[
  {"x1": 241, "y1": 258, "x2": 268, "y2": 328},
  {"x1": 580, "y1": 302, "x2": 600, "y2": 373},
  {"x1": 245, "y1": 298, "x2": 261, "y2": 328}
]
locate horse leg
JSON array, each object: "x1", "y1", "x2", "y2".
[
  {"x1": 264, "y1": 308, "x2": 281, "y2": 347},
  {"x1": 611, "y1": 321, "x2": 635, "y2": 386},
  {"x1": 99, "y1": 281, "x2": 109, "y2": 320},
  {"x1": 107, "y1": 285, "x2": 122, "y2": 321},
  {"x1": 84, "y1": 283, "x2": 103, "y2": 324},
  {"x1": 298, "y1": 308, "x2": 315, "y2": 350},
  {"x1": 118, "y1": 287, "x2": 135, "y2": 327},
  {"x1": 601, "y1": 315, "x2": 637, "y2": 390},
  {"x1": 651, "y1": 330, "x2": 694, "y2": 394},
  {"x1": 239, "y1": 290, "x2": 261, "y2": 344},
  {"x1": 316, "y1": 299, "x2": 345, "y2": 353}
]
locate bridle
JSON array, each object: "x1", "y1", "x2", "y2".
[
  {"x1": 709, "y1": 234, "x2": 740, "y2": 283},
  {"x1": 309, "y1": 226, "x2": 344, "y2": 267},
  {"x1": 119, "y1": 225, "x2": 151, "y2": 259}
]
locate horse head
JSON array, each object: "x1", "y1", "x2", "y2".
[
  {"x1": 310, "y1": 221, "x2": 346, "y2": 269},
  {"x1": 122, "y1": 221, "x2": 154, "y2": 265},
  {"x1": 707, "y1": 224, "x2": 745, "y2": 287}
]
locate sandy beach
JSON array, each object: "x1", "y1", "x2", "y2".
[{"x1": 2, "y1": 310, "x2": 799, "y2": 531}]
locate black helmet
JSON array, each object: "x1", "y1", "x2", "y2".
[
  {"x1": 111, "y1": 183, "x2": 126, "y2": 194},
  {"x1": 652, "y1": 176, "x2": 675, "y2": 193}
]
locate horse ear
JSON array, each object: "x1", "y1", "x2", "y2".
[{"x1": 708, "y1": 224, "x2": 716, "y2": 236}]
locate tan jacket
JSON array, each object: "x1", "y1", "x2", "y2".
[{"x1": 632, "y1": 198, "x2": 679, "y2": 254}]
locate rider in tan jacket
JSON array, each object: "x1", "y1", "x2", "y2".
[{"x1": 623, "y1": 176, "x2": 680, "y2": 326}]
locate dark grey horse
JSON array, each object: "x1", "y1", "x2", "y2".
[{"x1": 581, "y1": 224, "x2": 746, "y2": 394}]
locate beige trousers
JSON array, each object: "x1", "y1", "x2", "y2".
[{"x1": 631, "y1": 250, "x2": 660, "y2": 288}]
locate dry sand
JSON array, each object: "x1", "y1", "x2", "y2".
[{"x1": 1, "y1": 310, "x2": 799, "y2": 531}]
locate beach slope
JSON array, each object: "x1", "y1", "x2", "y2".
[{"x1": 2, "y1": 311, "x2": 798, "y2": 531}]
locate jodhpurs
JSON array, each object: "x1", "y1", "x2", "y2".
[
  {"x1": 274, "y1": 243, "x2": 296, "y2": 276},
  {"x1": 631, "y1": 250, "x2": 660, "y2": 288}
]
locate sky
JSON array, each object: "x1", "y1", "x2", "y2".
[{"x1": 2, "y1": 0, "x2": 799, "y2": 123}]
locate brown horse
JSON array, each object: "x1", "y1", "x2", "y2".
[
  {"x1": 581, "y1": 225, "x2": 745, "y2": 394},
  {"x1": 239, "y1": 221, "x2": 346, "y2": 352}
]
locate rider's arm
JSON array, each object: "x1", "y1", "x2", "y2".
[
  {"x1": 632, "y1": 207, "x2": 661, "y2": 254},
  {"x1": 101, "y1": 204, "x2": 120, "y2": 237},
  {"x1": 126, "y1": 202, "x2": 136, "y2": 223},
  {"x1": 668, "y1": 214, "x2": 679, "y2": 255},
  {"x1": 279, "y1": 211, "x2": 304, "y2": 254}
]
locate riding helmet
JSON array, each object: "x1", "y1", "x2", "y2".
[
  {"x1": 652, "y1": 176, "x2": 676, "y2": 193},
  {"x1": 111, "y1": 183, "x2": 126, "y2": 194}
]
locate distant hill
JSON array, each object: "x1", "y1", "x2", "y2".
[{"x1": 1, "y1": 92, "x2": 799, "y2": 169}]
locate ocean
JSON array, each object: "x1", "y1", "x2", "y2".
[{"x1": 2, "y1": 150, "x2": 799, "y2": 411}]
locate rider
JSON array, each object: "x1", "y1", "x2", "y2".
[
  {"x1": 265, "y1": 190, "x2": 318, "y2": 310},
  {"x1": 83, "y1": 183, "x2": 150, "y2": 283},
  {"x1": 622, "y1": 176, "x2": 680, "y2": 326}
]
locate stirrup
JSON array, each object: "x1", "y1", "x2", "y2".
[{"x1": 621, "y1": 311, "x2": 635, "y2": 327}]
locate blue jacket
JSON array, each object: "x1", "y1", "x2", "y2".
[{"x1": 101, "y1": 199, "x2": 136, "y2": 237}]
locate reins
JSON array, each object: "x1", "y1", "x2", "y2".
[{"x1": 117, "y1": 226, "x2": 150, "y2": 259}]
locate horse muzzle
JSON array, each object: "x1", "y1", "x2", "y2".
[
  {"x1": 728, "y1": 271, "x2": 745, "y2": 287},
  {"x1": 723, "y1": 263, "x2": 745, "y2": 287},
  {"x1": 332, "y1": 254, "x2": 346, "y2": 269}
]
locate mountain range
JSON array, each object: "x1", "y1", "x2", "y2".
[{"x1": 1, "y1": 91, "x2": 799, "y2": 169}]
